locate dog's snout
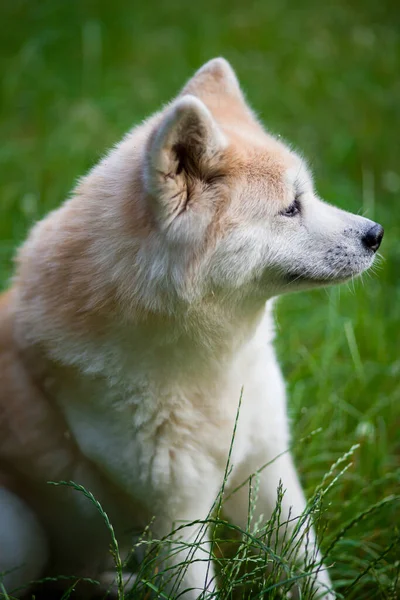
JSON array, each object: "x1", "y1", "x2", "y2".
[{"x1": 362, "y1": 223, "x2": 384, "y2": 253}]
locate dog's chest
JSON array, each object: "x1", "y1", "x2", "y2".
[{"x1": 55, "y1": 369, "x2": 248, "y2": 502}]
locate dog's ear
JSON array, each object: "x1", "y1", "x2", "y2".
[
  {"x1": 181, "y1": 57, "x2": 244, "y2": 105},
  {"x1": 144, "y1": 94, "x2": 226, "y2": 222}
]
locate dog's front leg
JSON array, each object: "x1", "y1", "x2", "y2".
[
  {"x1": 150, "y1": 513, "x2": 216, "y2": 599},
  {"x1": 133, "y1": 457, "x2": 221, "y2": 600},
  {"x1": 99, "y1": 505, "x2": 217, "y2": 599},
  {"x1": 223, "y1": 451, "x2": 334, "y2": 599}
]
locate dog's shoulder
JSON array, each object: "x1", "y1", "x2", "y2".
[{"x1": 0, "y1": 288, "x2": 78, "y2": 482}]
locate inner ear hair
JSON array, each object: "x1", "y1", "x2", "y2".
[
  {"x1": 173, "y1": 142, "x2": 201, "y2": 180},
  {"x1": 172, "y1": 141, "x2": 227, "y2": 187}
]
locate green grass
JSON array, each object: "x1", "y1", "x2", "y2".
[{"x1": 1, "y1": 0, "x2": 399, "y2": 598}]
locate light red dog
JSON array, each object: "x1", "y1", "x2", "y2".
[{"x1": 0, "y1": 58, "x2": 383, "y2": 598}]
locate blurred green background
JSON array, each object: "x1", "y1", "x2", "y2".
[{"x1": 1, "y1": 1, "x2": 399, "y2": 598}]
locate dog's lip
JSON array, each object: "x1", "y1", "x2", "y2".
[{"x1": 284, "y1": 270, "x2": 353, "y2": 285}]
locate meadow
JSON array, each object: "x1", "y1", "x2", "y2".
[{"x1": 0, "y1": 1, "x2": 399, "y2": 598}]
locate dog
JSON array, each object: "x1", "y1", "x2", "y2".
[{"x1": 0, "y1": 58, "x2": 383, "y2": 599}]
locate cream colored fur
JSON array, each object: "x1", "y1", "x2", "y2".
[{"x1": 0, "y1": 58, "x2": 383, "y2": 599}]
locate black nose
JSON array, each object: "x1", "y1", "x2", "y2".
[{"x1": 362, "y1": 223, "x2": 384, "y2": 252}]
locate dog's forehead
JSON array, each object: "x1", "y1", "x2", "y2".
[{"x1": 223, "y1": 127, "x2": 303, "y2": 194}]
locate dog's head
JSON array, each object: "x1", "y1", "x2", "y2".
[
  {"x1": 17, "y1": 59, "x2": 383, "y2": 328},
  {"x1": 137, "y1": 58, "x2": 383, "y2": 306}
]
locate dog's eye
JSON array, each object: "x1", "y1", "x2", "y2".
[{"x1": 281, "y1": 197, "x2": 301, "y2": 217}]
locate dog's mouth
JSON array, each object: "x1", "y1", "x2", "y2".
[
  {"x1": 283, "y1": 269, "x2": 356, "y2": 287},
  {"x1": 282, "y1": 247, "x2": 378, "y2": 288}
]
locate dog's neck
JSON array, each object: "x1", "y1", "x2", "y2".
[{"x1": 18, "y1": 294, "x2": 272, "y2": 395}]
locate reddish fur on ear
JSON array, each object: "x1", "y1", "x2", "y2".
[
  {"x1": 181, "y1": 58, "x2": 242, "y2": 99},
  {"x1": 180, "y1": 58, "x2": 256, "y2": 127}
]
